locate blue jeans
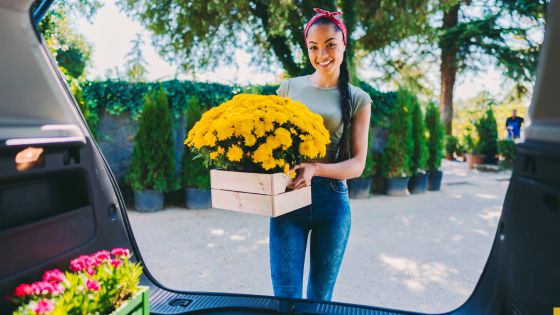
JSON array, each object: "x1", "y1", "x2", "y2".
[{"x1": 269, "y1": 176, "x2": 351, "y2": 301}]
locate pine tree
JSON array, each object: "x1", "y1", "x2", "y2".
[
  {"x1": 425, "y1": 102, "x2": 445, "y2": 171},
  {"x1": 381, "y1": 88, "x2": 413, "y2": 178},
  {"x1": 126, "y1": 87, "x2": 179, "y2": 192},
  {"x1": 410, "y1": 95, "x2": 428, "y2": 173},
  {"x1": 181, "y1": 96, "x2": 210, "y2": 190}
]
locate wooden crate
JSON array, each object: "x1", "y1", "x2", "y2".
[{"x1": 210, "y1": 169, "x2": 311, "y2": 217}]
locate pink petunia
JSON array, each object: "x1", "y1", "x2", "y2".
[
  {"x1": 69, "y1": 255, "x2": 95, "y2": 272},
  {"x1": 30, "y1": 281, "x2": 64, "y2": 296},
  {"x1": 92, "y1": 250, "x2": 111, "y2": 265},
  {"x1": 111, "y1": 248, "x2": 130, "y2": 258},
  {"x1": 13, "y1": 283, "x2": 33, "y2": 298},
  {"x1": 33, "y1": 299, "x2": 54, "y2": 314},
  {"x1": 86, "y1": 279, "x2": 100, "y2": 291},
  {"x1": 110, "y1": 258, "x2": 123, "y2": 268},
  {"x1": 42, "y1": 269, "x2": 65, "y2": 284}
]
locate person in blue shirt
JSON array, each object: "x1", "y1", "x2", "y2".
[{"x1": 506, "y1": 109, "x2": 524, "y2": 139}]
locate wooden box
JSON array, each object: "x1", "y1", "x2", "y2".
[{"x1": 210, "y1": 169, "x2": 311, "y2": 217}]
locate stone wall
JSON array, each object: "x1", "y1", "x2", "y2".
[{"x1": 96, "y1": 109, "x2": 187, "y2": 182}]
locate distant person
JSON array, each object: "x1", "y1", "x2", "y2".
[{"x1": 506, "y1": 109, "x2": 524, "y2": 139}]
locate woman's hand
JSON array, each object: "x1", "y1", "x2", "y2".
[{"x1": 288, "y1": 163, "x2": 320, "y2": 190}]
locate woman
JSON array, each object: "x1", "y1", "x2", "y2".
[{"x1": 270, "y1": 8, "x2": 372, "y2": 301}]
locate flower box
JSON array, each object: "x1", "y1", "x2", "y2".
[
  {"x1": 110, "y1": 286, "x2": 149, "y2": 315},
  {"x1": 210, "y1": 169, "x2": 311, "y2": 217}
]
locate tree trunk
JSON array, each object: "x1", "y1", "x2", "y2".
[
  {"x1": 251, "y1": 1, "x2": 303, "y2": 77},
  {"x1": 439, "y1": 4, "x2": 460, "y2": 135}
]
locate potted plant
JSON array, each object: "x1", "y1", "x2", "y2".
[
  {"x1": 126, "y1": 87, "x2": 179, "y2": 211},
  {"x1": 408, "y1": 95, "x2": 429, "y2": 194},
  {"x1": 380, "y1": 88, "x2": 413, "y2": 196},
  {"x1": 348, "y1": 128, "x2": 374, "y2": 199},
  {"x1": 445, "y1": 135, "x2": 459, "y2": 161},
  {"x1": 498, "y1": 138, "x2": 517, "y2": 169},
  {"x1": 464, "y1": 131, "x2": 484, "y2": 168},
  {"x1": 476, "y1": 106, "x2": 499, "y2": 165},
  {"x1": 182, "y1": 96, "x2": 211, "y2": 209},
  {"x1": 185, "y1": 94, "x2": 330, "y2": 217},
  {"x1": 9, "y1": 248, "x2": 148, "y2": 315},
  {"x1": 425, "y1": 101, "x2": 445, "y2": 191}
]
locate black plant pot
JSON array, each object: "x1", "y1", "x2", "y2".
[
  {"x1": 408, "y1": 172, "x2": 429, "y2": 194},
  {"x1": 385, "y1": 177, "x2": 410, "y2": 196},
  {"x1": 185, "y1": 188, "x2": 211, "y2": 209},
  {"x1": 134, "y1": 190, "x2": 164, "y2": 212},
  {"x1": 428, "y1": 170, "x2": 443, "y2": 191},
  {"x1": 348, "y1": 178, "x2": 372, "y2": 199},
  {"x1": 483, "y1": 155, "x2": 499, "y2": 165}
]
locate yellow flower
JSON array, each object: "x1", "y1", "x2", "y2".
[
  {"x1": 300, "y1": 140, "x2": 319, "y2": 158},
  {"x1": 283, "y1": 164, "x2": 290, "y2": 174},
  {"x1": 184, "y1": 93, "x2": 332, "y2": 170},
  {"x1": 227, "y1": 145, "x2": 243, "y2": 162}
]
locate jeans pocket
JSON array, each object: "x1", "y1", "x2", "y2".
[{"x1": 329, "y1": 179, "x2": 348, "y2": 195}]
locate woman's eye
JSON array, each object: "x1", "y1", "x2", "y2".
[
  {"x1": 328, "y1": 43, "x2": 336, "y2": 48},
  {"x1": 309, "y1": 46, "x2": 318, "y2": 51}
]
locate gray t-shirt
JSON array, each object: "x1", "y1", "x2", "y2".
[{"x1": 276, "y1": 75, "x2": 372, "y2": 161}]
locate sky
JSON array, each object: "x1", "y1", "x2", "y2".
[{"x1": 76, "y1": 1, "x2": 511, "y2": 101}]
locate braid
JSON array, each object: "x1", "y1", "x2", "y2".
[{"x1": 339, "y1": 52, "x2": 352, "y2": 127}]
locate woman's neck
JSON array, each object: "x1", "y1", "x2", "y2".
[{"x1": 309, "y1": 70, "x2": 340, "y2": 88}]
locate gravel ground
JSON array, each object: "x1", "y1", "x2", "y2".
[{"x1": 127, "y1": 160, "x2": 511, "y2": 314}]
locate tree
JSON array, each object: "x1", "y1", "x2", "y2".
[
  {"x1": 410, "y1": 95, "x2": 428, "y2": 173},
  {"x1": 116, "y1": 0, "x2": 431, "y2": 81},
  {"x1": 380, "y1": 88, "x2": 413, "y2": 178},
  {"x1": 125, "y1": 33, "x2": 149, "y2": 82},
  {"x1": 126, "y1": 87, "x2": 179, "y2": 192},
  {"x1": 437, "y1": 0, "x2": 546, "y2": 134},
  {"x1": 425, "y1": 101, "x2": 445, "y2": 171},
  {"x1": 36, "y1": 0, "x2": 102, "y2": 81}
]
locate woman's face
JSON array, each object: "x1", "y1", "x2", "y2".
[{"x1": 306, "y1": 23, "x2": 345, "y2": 76}]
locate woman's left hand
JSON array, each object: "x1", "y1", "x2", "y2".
[{"x1": 288, "y1": 163, "x2": 319, "y2": 190}]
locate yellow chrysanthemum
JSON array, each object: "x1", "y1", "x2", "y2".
[
  {"x1": 185, "y1": 93, "x2": 331, "y2": 171},
  {"x1": 227, "y1": 145, "x2": 243, "y2": 162}
]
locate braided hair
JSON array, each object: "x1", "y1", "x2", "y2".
[{"x1": 308, "y1": 18, "x2": 352, "y2": 127}]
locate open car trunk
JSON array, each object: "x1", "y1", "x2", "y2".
[{"x1": 0, "y1": 0, "x2": 559, "y2": 314}]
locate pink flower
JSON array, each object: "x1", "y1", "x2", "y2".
[
  {"x1": 42, "y1": 269, "x2": 65, "y2": 284},
  {"x1": 33, "y1": 299, "x2": 54, "y2": 314},
  {"x1": 13, "y1": 283, "x2": 33, "y2": 298},
  {"x1": 30, "y1": 281, "x2": 64, "y2": 295},
  {"x1": 92, "y1": 250, "x2": 111, "y2": 265},
  {"x1": 86, "y1": 279, "x2": 100, "y2": 291},
  {"x1": 110, "y1": 259, "x2": 123, "y2": 268},
  {"x1": 111, "y1": 248, "x2": 130, "y2": 258},
  {"x1": 69, "y1": 255, "x2": 95, "y2": 272}
]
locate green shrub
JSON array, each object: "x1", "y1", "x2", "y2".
[
  {"x1": 475, "y1": 106, "x2": 498, "y2": 159},
  {"x1": 181, "y1": 96, "x2": 210, "y2": 190},
  {"x1": 126, "y1": 87, "x2": 179, "y2": 192},
  {"x1": 498, "y1": 139, "x2": 517, "y2": 168},
  {"x1": 380, "y1": 88, "x2": 413, "y2": 178},
  {"x1": 445, "y1": 135, "x2": 458, "y2": 158},
  {"x1": 425, "y1": 101, "x2": 445, "y2": 171},
  {"x1": 410, "y1": 95, "x2": 428, "y2": 173},
  {"x1": 359, "y1": 128, "x2": 376, "y2": 179}
]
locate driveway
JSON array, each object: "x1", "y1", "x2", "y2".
[{"x1": 128, "y1": 160, "x2": 511, "y2": 313}]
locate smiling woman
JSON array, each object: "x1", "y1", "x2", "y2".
[{"x1": 268, "y1": 7, "x2": 372, "y2": 302}]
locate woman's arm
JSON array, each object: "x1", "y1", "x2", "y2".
[{"x1": 289, "y1": 105, "x2": 371, "y2": 189}]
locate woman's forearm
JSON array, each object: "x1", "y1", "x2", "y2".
[{"x1": 313, "y1": 158, "x2": 365, "y2": 180}]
